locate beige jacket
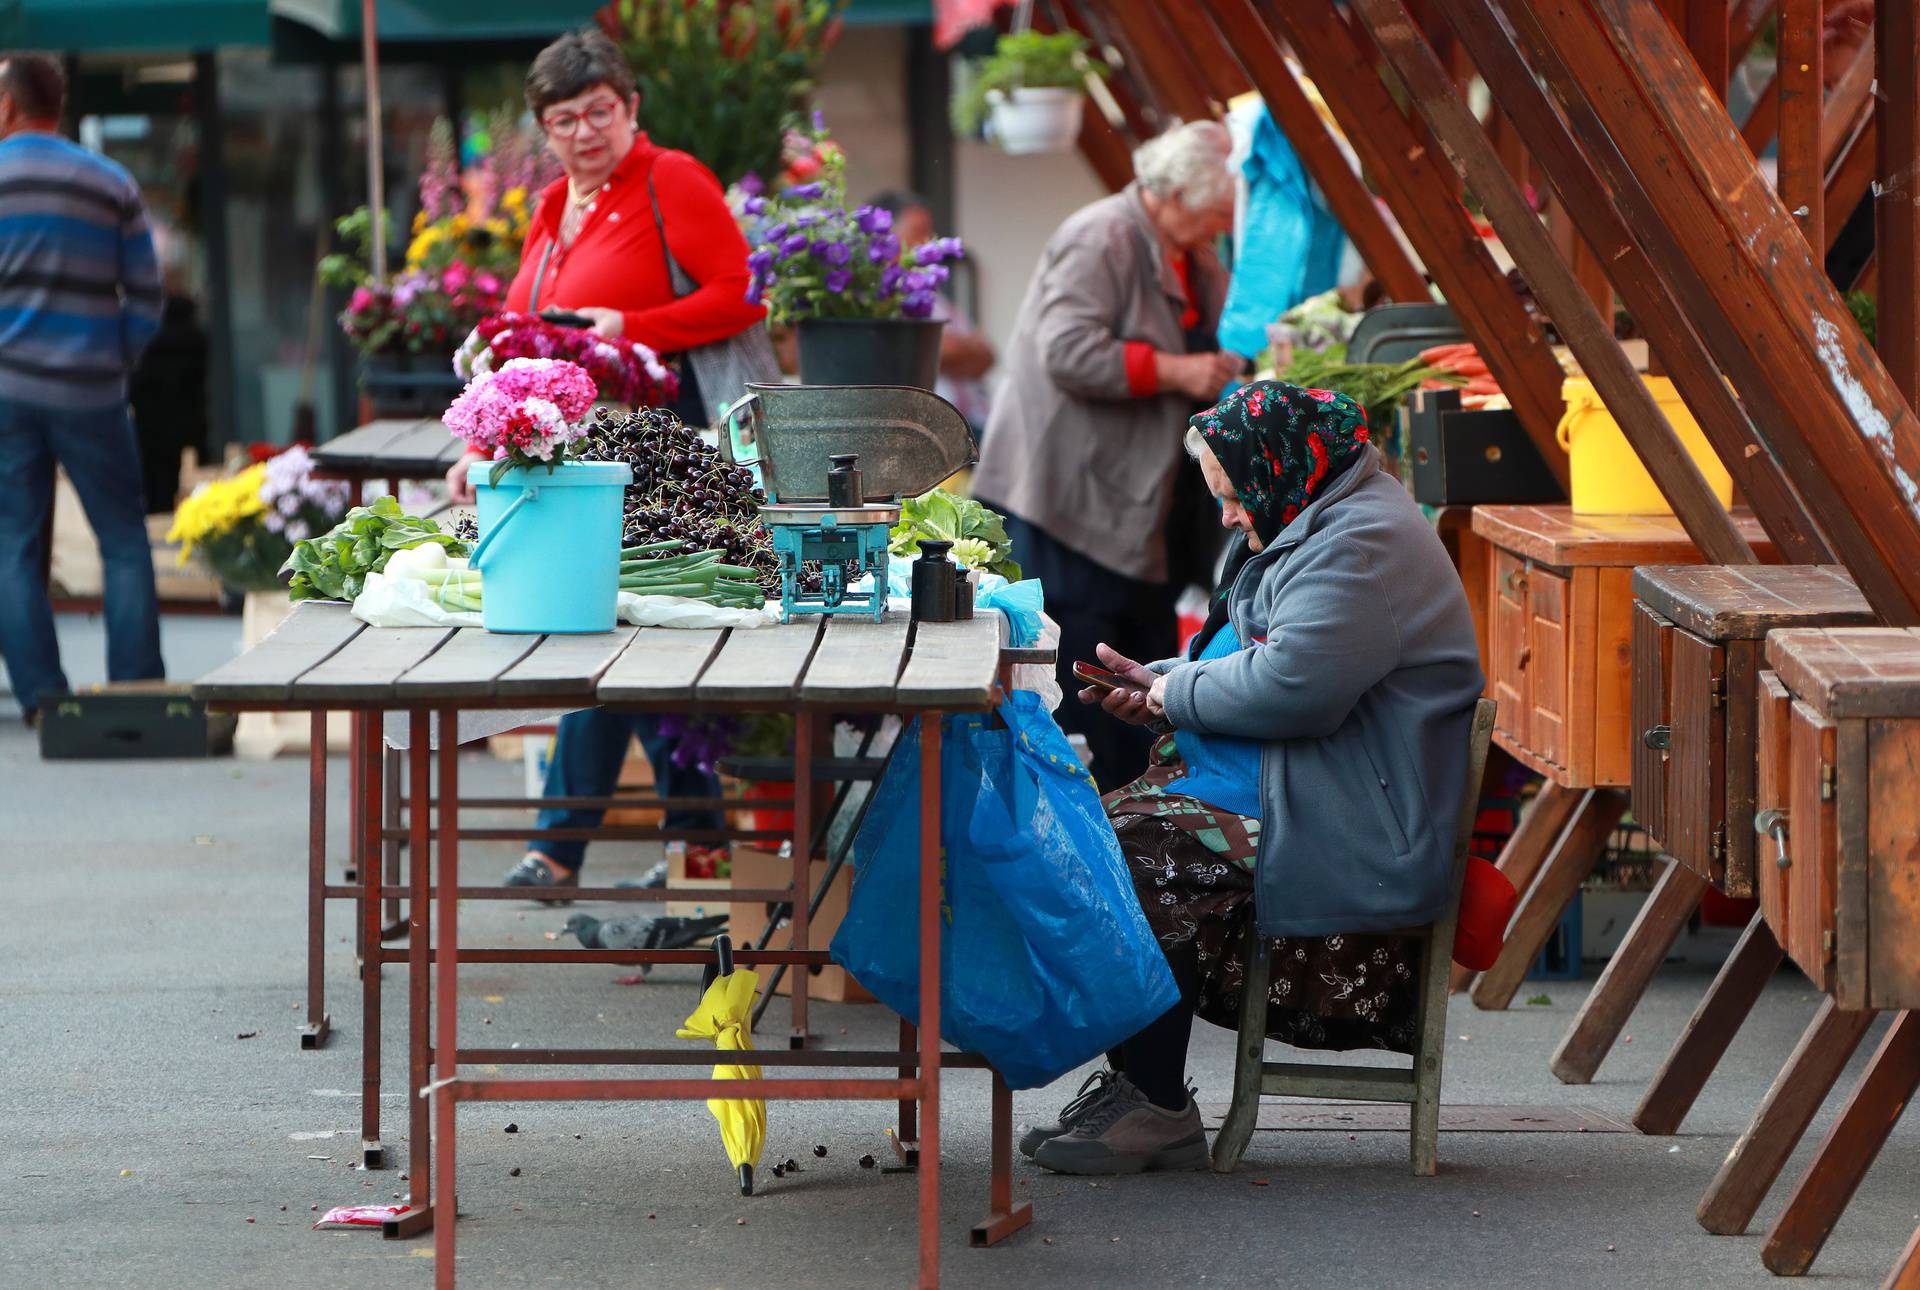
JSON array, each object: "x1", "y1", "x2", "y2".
[{"x1": 973, "y1": 184, "x2": 1228, "y2": 582}]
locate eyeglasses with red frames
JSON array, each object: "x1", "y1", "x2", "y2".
[{"x1": 542, "y1": 100, "x2": 623, "y2": 138}]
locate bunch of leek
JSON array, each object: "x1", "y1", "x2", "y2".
[{"x1": 620, "y1": 541, "x2": 766, "y2": 609}]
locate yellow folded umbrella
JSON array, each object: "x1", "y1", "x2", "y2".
[{"x1": 677, "y1": 945, "x2": 766, "y2": 1197}]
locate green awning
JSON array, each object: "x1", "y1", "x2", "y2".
[
  {"x1": 0, "y1": 0, "x2": 269, "y2": 51},
  {"x1": 270, "y1": 0, "x2": 929, "y2": 42},
  {"x1": 269, "y1": 0, "x2": 607, "y2": 42}
]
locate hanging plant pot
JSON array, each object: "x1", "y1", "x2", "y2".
[
  {"x1": 985, "y1": 87, "x2": 1085, "y2": 156},
  {"x1": 795, "y1": 317, "x2": 946, "y2": 390}
]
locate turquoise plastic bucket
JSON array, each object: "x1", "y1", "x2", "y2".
[{"x1": 468, "y1": 459, "x2": 632, "y2": 634}]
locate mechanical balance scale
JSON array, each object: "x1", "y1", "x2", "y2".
[{"x1": 723, "y1": 384, "x2": 977, "y2": 622}]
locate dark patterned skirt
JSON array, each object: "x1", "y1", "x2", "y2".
[{"x1": 1105, "y1": 736, "x2": 1421, "y2": 1054}]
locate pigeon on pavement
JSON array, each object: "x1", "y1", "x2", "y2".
[{"x1": 561, "y1": 913, "x2": 730, "y2": 981}]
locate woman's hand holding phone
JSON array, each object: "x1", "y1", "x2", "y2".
[{"x1": 1076, "y1": 644, "x2": 1167, "y2": 726}]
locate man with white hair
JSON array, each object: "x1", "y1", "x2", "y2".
[{"x1": 974, "y1": 120, "x2": 1243, "y2": 789}]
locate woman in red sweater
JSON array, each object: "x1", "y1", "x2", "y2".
[
  {"x1": 446, "y1": 28, "x2": 764, "y2": 501},
  {"x1": 463, "y1": 29, "x2": 764, "y2": 898}
]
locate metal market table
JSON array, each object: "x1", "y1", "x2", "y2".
[{"x1": 195, "y1": 603, "x2": 1037, "y2": 1288}]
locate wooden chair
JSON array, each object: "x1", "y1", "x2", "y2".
[{"x1": 1211, "y1": 697, "x2": 1498, "y2": 1177}]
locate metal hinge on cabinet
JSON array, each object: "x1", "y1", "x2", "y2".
[
  {"x1": 1820, "y1": 762, "x2": 1836, "y2": 801},
  {"x1": 1710, "y1": 827, "x2": 1725, "y2": 862},
  {"x1": 1709, "y1": 674, "x2": 1726, "y2": 707},
  {"x1": 1823, "y1": 929, "x2": 1836, "y2": 959}
]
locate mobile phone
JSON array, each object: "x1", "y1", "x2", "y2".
[
  {"x1": 540, "y1": 310, "x2": 592, "y2": 329},
  {"x1": 1072, "y1": 660, "x2": 1138, "y2": 692}
]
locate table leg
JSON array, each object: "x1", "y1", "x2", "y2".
[
  {"x1": 970, "y1": 1070, "x2": 1033, "y2": 1247},
  {"x1": 1550, "y1": 858, "x2": 1709, "y2": 1084},
  {"x1": 381, "y1": 745, "x2": 406, "y2": 941},
  {"x1": 1472, "y1": 789, "x2": 1627, "y2": 1011},
  {"x1": 789, "y1": 710, "x2": 813, "y2": 1050},
  {"x1": 434, "y1": 708, "x2": 461, "y2": 1288},
  {"x1": 1697, "y1": 998, "x2": 1878, "y2": 1234},
  {"x1": 1634, "y1": 911, "x2": 1784, "y2": 1134},
  {"x1": 1762, "y1": 1011, "x2": 1920, "y2": 1276},
  {"x1": 1450, "y1": 781, "x2": 1580, "y2": 993},
  {"x1": 301, "y1": 710, "x2": 332, "y2": 1050},
  {"x1": 917, "y1": 715, "x2": 942, "y2": 1290},
  {"x1": 1884, "y1": 1223, "x2": 1920, "y2": 1290},
  {"x1": 387, "y1": 710, "x2": 436, "y2": 1241},
  {"x1": 360, "y1": 713, "x2": 386, "y2": 1170},
  {"x1": 893, "y1": 1018, "x2": 920, "y2": 1167}
]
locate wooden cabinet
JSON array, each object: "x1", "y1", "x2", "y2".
[
  {"x1": 1767, "y1": 627, "x2": 1920, "y2": 1009},
  {"x1": 1473, "y1": 505, "x2": 1778, "y2": 790},
  {"x1": 1631, "y1": 565, "x2": 1872, "y2": 896},
  {"x1": 1755, "y1": 670, "x2": 1794, "y2": 944}
]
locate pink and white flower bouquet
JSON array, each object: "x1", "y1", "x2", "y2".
[
  {"x1": 453, "y1": 312, "x2": 679, "y2": 409},
  {"x1": 443, "y1": 357, "x2": 599, "y2": 472}
]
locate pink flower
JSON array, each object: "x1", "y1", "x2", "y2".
[
  {"x1": 475, "y1": 271, "x2": 501, "y2": 295},
  {"x1": 348, "y1": 286, "x2": 377, "y2": 313},
  {"x1": 442, "y1": 357, "x2": 598, "y2": 463}
]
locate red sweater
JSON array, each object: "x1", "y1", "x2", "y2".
[{"x1": 505, "y1": 135, "x2": 765, "y2": 354}]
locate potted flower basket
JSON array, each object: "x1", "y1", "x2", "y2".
[
  {"x1": 444, "y1": 358, "x2": 631, "y2": 633},
  {"x1": 741, "y1": 118, "x2": 966, "y2": 390},
  {"x1": 954, "y1": 30, "x2": 1108, "y2": 158}
]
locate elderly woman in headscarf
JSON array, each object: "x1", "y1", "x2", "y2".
[
  {"x1": 1022, "y1": 381, "x2": 1486, "y2": 1177},
  {"x1": 973, "y1": 120, "x2": 1247, "y2": 792}
]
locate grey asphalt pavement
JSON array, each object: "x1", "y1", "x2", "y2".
[{"x1": 1, "y1": 613, "x2": 1914, "y2": 1289}]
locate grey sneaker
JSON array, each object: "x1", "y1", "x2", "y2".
[
  {"x1": 1030, "y1": 1075, "x2": 1209, "y2": 1176},
  {"x1": 502, "y1": 854, "x2": 578, "y2": 904},
  {"x1": 1018, "y1": 1068, "x2": 1120, "y2": 1159}
]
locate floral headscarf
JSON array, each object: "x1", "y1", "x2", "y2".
[{"x1": 1188, "y1": 380, "x2": 1371, "y2": 547}]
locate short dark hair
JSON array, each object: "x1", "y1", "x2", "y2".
[
  {"x1": 0, "y1": 53, "x2": 64, "y2": 121},
  {"x1": 525, "y1": 28, "x2": 635, "y2": 118},
  {"x1": 866, "y1": 188, "x2": 931, "y2": 218}
]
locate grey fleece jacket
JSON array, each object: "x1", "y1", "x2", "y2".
[{"x1": 1153, "y1": 449, "x2": 1486, "y2": 937}]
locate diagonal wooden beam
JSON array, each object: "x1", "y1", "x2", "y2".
[
  {"x1": 1741, "y1": 70, "x2": 1780, "y2": 158},
  {"x1": 1824, "y1": 31, "x2": 1879, "y2": 164},
  {"x1": 1826, "y1": 112, "x2": 1877, "y2": 252},
  {"x1": 1248, "y1": 0, "x2": 1571, "y2": 488},
  {"x1": 1101, "y1": 0, "x2": 1215, "y2": 123},
  {"x1": 1512, "y1": 0, "x2": 1920, "y2": 619},
  {"x1": 1778, "y1": 0, "x2": 1825, "y2": 249},
  {"x1": 1732, "y1": 0, "x2": 1776, "y2": 61},
  {"x1": 1180, "y1": 0, "x2": 1431, "y2": 303},
  {"x1": 1873, "y1": 0, "x2": 1920, "y2": 400},
  {"x1": 1048, "y1": 0, "x2": 1159, "y2": 142},
  {"x1": 1349, "y1": 0, "x2": 1754, "y2": 562},
  {"x1": 1133, "y1": 0, "x2": 1248, "y2": 108},
  {"x1": 1434, "y1": 0, "x2": 1832, "y2": 562}
]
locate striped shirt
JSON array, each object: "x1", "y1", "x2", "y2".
[{"x1": 0, "y1": 132, "x2": 162, "y2": 409}]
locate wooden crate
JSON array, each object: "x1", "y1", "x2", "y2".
[
  {"x1": 729, "y1": 846, "x2": 873, "y2": 1004},
  {"x1": 1472, "y1": 505, "x2": 1778, "y2": 789},
  {"x1": 1631, "y1": 565, "x2": 1873, "y2": 896},
  {"x1": 1766, "y1": 627, "x2": 1920, "y2": 1009}
]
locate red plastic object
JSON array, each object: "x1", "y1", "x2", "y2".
[
  {"x1": 1699, "y1": 888, "x2": 1758, "y2": 928},
  {"x1": 1452, "y1": 855, "x2": 1518, "y2": 971},
  {"x1": 744, "y1": 779, "x2": 795, "y2": 834}
]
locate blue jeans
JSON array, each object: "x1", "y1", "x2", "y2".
[
  {"x1": 0, "y1": 401, "x2": 164, "y2": 716},
  {"x1": 533, "y1": 708, "x2": 725, "y2": 873}
]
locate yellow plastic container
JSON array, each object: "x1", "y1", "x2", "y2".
[{"x1": 1555, "y1": 376, "x2": 1734, "y2": 515}]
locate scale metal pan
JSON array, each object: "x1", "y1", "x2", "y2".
[{"x1": 722, "y1": 384, "x2": 977, "y2": 504}]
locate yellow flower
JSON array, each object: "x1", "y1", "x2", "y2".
[
  {"x1": 501, "y1": 186, "x2": 527, "y2": 212},
  {"x1": 168, "y1": 464, "x2": 269, "y2": 560},
  {"x1": 412, "y1": 208, "x2": 429, "y2": 234}
]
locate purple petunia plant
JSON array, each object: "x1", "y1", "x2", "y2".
[{"x1": 741, "y1": 115, "x2": 965, "y2": 326}]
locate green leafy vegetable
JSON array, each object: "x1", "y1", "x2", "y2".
[
  {"x1": 281, "y1": 496, "x2": 470, "y2": 602},
  {"x1": 1279, "y1": 343, "x2": 1459, "y2": 447},
  {"x1": 889, "y1": 489, "x2": 1022, "y2": 581}
]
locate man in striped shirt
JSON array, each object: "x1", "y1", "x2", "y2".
[{"x1": 0, "y1": 53, "x2": 165, "y2": 724}]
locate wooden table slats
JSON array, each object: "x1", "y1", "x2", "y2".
[
  {"x1": 896, "y1": 615, "x2": 1003, "y2": 709},
  {"x1": 395, "y1": 629, "x2": 544, "y2": 698},
  {"x1": 694, "y1": 619, "x2": 825, "y2": 702},
  {"x1": 1473, "y1": 505, "x2": 1777, "y2": 567},
  {"x1": 598, "y1": 628, "x2": 728, "y2": 702},
  {"x1": 1767, "y1": 627, "x2": 1920, "y2": 718},
  {"x1": 295, "y1": 626, "x2": 457, "y2": 701},
  {"x1": 191, "y1": 602, "x2": 365, "y2": 702},
  {"x1": 378, "y1": 418, "x2": 466, "y2": 471},
  {"x1": 1633, "y1": 565, "x2": 1875, "y2": 641},
  {"x1": 495, "y1": 628, "x2": 641, "y2": 698},
  {"x1": 311, "y1": 418, "x2": 438, "y2": 473},
  {"x1": 799, "y1": 615, "x2": 913, "y2": 702}
]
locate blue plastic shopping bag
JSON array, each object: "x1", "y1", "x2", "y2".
[{"x1": 830, "y1": 690, "x2": 1179, "y2": 1089}]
